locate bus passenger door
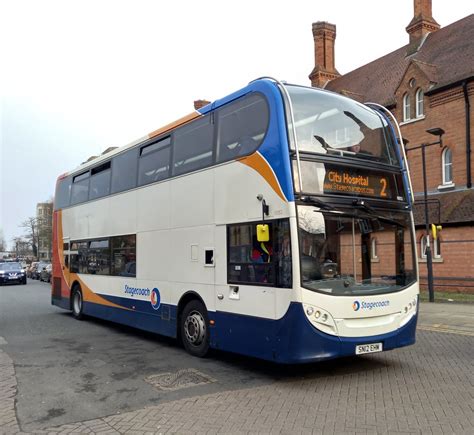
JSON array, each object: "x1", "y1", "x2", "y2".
[{"x1": 213, "y1": 224, "x2": 276, "y2": 360}]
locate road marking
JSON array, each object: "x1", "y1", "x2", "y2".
[{"x1": 418, "y1": 325, "x2": 474, "y2": 337}]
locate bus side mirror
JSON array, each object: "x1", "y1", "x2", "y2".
[{"x1": 256, "y1": 224, "x2": 270, "y2": 242}]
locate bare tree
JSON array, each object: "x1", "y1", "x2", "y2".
[
  {"x1": 20, "y1": 217, "x2": 39, "y2": 258},
  {"x1": 0, "y1": 229, "x2": 6, "y2": 252},
  {"x1": 12, "y1": 237, "x2": 31, "y2": 258}
]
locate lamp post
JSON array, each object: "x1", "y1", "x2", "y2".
[{"x1": 405, "y1": 127, "x2": 445, "y2": 303}]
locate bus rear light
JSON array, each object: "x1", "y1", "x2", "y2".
[{"x1": 306, "y1": 307, "x2": 314, "y2": 316}]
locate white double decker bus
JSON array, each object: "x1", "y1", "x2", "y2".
[{"x1": 52, "y1": 78, "x2": 418, "y2": 363}]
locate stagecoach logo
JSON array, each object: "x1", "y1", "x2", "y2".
[
  {"x1": 151, "y1": 288, "x2": 161, "y2": 310},
  {"x1": 353, "y1": 300, "x2": 390, "y2": 311}
]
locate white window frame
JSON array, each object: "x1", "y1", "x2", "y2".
[
  {"x1": 420, "y1": 235, "x2": 442, "y2": 260},
  {"x1": 442, "y1": 147, "x2": 453, "y2": 185},
  {"x1": 415, "y1": 88, "x2": 424, "y2": 118},
  {"x1": 403, "y1": 93, "x2": 411, "y2": 121}
]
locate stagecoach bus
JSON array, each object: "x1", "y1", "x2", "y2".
[{"x1": 52, "y1": 78, "x2": 418, "y2": 363}]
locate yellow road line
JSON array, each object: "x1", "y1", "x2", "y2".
[{"x1": 417, "y1": 325, "x2": 474, "y2": 337}]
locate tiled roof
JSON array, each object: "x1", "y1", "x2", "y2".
[
  {"x1": 413, "y1": 189, "x2": 474, "y2": 226},
  {"x1": 325, "y1": 14, "x2": 474, "y2": 105}
]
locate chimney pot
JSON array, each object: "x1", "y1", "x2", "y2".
[{"x1": 194, "y1": 99, "x2": 211, "y2": 110}]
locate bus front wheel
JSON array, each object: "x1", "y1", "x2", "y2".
[
  {"x1": 72, "y1": 286, "x2": 84, "y2": 320},
  {"x1": 180, "y1": 300, "x2": 210, "y2": 357}
]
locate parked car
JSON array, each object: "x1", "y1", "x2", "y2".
[
  {"x1": 31, "y1": 262, "x2": 49, "y2": 280},
  {"x1": 39, "y1": 264, "x2": 53, "y2": 283},
  {"x1": 0, "y1": 262, "x2": 27, "y2": 285}
]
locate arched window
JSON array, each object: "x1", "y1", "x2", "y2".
[
  {"x1": 370, "y1": 237, "x2": 378, "y2": 260},
  {"x1": 403, "y1": 93, "x2": 411, "y2": 121},
  {"x1": 442, "y1": 147, "x2": 453, "y2": 185},
  {"x1": 420, "y1": 235, "x2": 428, "y2": 259},
  {"x1": 420, "y1": 235, "x2": 442, "y2": 260},
  {"x1": 433, "y1": 236, "x2": 442, "y2": 259},
  {"x1": 415, "y1": 88, "x2": 424, "y2": 117}
]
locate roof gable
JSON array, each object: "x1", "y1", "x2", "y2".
[{"x1": 325, "y1": 14, "x2": 474, "y2": 106}]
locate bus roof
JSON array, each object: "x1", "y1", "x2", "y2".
[{"x1": 59, "y1": 79, "x2": 346, "y2": 179}]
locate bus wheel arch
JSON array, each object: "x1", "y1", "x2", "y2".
[
  {"x1": 71, "y1": 281, "x2": 84, "y2": 320},
  {"x1": 177, "y1": 292, "x2": 210, "y2": 357}
]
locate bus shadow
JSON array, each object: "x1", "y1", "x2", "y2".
[
  {"x1": 57, "y1": 311, "x2": 399, "y2": 383},
  {"x1": 209, "y1": 348, "x2": 396, "y2": 382}
]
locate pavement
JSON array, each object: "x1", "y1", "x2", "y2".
[
  {"x1": 1, "y1": 301, "x2": 473, "y2": 435},
  {"x1": 417, "y1": 301, "x2": 474, "y2": 336}
]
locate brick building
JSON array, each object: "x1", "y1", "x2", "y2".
[
  {"x1": 309, "y1": 0, "x2": 474, "y2": 293},
  {"x1": 36, "y1": 201, "x2": 53, "y2": 261}
]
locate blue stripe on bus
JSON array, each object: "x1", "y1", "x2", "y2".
[
  {"x1": 197, "y1": 79, "x2": 294, "y2": 202},
  {"x1": 83, "y1": 300, "x2": 178, "y2": 338}
]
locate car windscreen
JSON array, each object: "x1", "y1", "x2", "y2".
[{"x1": 0, "y1": 263, "x2": 22, "y2": 271}]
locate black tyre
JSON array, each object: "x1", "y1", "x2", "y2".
[
  {"x1": 180, "y1": 300, "x2": 210, "y2": 357},
  {"x1": 71, "y1": 286, "x2": 84, "y2": 320}
]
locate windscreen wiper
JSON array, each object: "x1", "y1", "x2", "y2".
[
  {"x1": 299, "y1": 195, "x2": 335, "y2": 210},
  {"x1": 351, "y1": 199, "x2": 401, "y2": 226}
]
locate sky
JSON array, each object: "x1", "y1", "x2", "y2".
[{"x1": 1, "y1": 0, "x2": 473, "y2": 249}]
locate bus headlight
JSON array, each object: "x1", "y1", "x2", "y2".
[
  {"x1": 303, "y1": 304, "x2": 337, "y2": 334},
  {"x1": 400, "y1": 295, "x2": 418, "y2": 327}
]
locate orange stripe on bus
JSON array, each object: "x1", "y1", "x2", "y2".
[
  {"x1": 55, "y1": 210, "x2": 130, "y2": 311},
  {"x1": 148, "y1": 112, "x2": 201, "y2": 139},
  {"x1": 73, "y1": 274, "x2": 132, "y2": 311},
  {"x1": 238, "y1": 153, "x2": 287, "y2": 202}
]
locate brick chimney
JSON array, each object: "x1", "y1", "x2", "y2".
[
  {"x1": 194, "y1": 99, "x2": 211, "y2": 110},
  {"x1": 406, "y1": 0, "x2": 440, "y2": 44},
  {"x1": 309, "y1": 21, "x2": 340, "y2": 88}
]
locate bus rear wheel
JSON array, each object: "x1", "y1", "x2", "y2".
[
  {"x1": 72, "y1": 286, "x2": 84, "y2": 320},
  {"x1": 180, "y1": 300, "x2": 210, "y2": 357}
]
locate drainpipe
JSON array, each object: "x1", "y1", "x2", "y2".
[{"x1": 463, "y1": 80, "x2": 472, "y2": 188}]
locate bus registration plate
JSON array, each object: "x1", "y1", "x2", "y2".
[{"x1": 355, "y1": 342, "x2": 383, "y2": 355}]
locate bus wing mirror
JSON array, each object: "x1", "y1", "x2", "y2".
[{"x1": 256, "y1": 224, "x2": 270, "y2": 242}]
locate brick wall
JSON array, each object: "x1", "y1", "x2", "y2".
[
  {"x1": 416, "y1": 226, "x2": 474, "y2": 293},
  {"x1": 395, "y1": 79, "x2": 474, "y2": 192}
]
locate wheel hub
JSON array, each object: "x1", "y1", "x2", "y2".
[
  {"x1": 184, "y1": 311, "x2": 206, "y2": 346},
  {"x1": 74, "y1": 292, "x2": 82, "y2": 314}
]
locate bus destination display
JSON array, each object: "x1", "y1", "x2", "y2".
[{"x1": 323, "y1": 166, "x2": 399, "y2": 200}]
